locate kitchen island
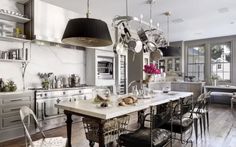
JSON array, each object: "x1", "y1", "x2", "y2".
[{"x1": 55, "y1": 91, "x2": 193, "y2": 147}]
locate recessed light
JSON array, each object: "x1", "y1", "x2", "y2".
[
  {"x1": 172, "y1": 18, "x2": 184, "y2": 24},
  {"x1": 218, "y1": 7, "x2": 229, "y2": 13},
  {"x1": 194, "y1": 32, "x2": 202, "y2": 35},
  {"x1": 230, "y1": 21, "x2": 235, "y2": 24}
]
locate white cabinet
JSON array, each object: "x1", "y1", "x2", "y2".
[
  {"x1": 171, "y1": 82, "x2": 205, "y2": 100},
  {"x1": 148, "y1": 82, "x2": 171, "y2": 90},
  {"x1": 0, "y1": 91, "x2": 34, "y2": 142},
  {"x1": 148, "y1": 81, "x2": 204, "y2": 100},
  {"x1": 159, "y1": 57, "x2": 181, "y2": 74}
]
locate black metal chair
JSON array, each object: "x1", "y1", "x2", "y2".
[
  {"x1": 159, "y1": 97, "x2": 194, "y2": 146},
  {"x1": 118, "y1": 101, "x2": 172, "y2": 147}
]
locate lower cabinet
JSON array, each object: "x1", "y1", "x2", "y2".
[
  {"x1": 171, "y1": 82, "x2": 204, "y2": 100},
  {"x1": 0, "y1": 91, "x2": 35, "y2": 142},
  {"x1": 149, "y1": 82, "x2": 204, "y2": 101}
]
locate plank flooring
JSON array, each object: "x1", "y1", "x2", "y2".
[{"x1": 1, "y1": 104, "x2": 236, "y2": 147}]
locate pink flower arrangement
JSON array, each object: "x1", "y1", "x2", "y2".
[{"x1": 143, "y1": 63, "x2": 161, "y2": 74}]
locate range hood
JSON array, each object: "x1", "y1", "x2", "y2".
[{"x1": 25, "y1": 0, "x2": 80, "y2": 45}]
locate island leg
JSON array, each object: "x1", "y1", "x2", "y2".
[
  {"x1": 65, "y1": 111, "x2": 73, "y2": 147},
  {"x1": 98, "y1": 119, "x2": 105, "y2": 147}
]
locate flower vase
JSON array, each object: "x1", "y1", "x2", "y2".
[
  {"x1": 145, "y1": 74, "x2": 153, "y2": 83},
  {"x1": 214, "y1": 79, "x2": 217, "y2": 86}
]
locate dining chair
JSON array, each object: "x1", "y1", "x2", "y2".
[
  {"x1": 82, "y1": 115, "x2": 130, "y2": 147},
  {"x1": 231, "y1": 94, "x2": 236, "y2": 113},
  {"x1": 191, "y1": 91, "x2": 211, "y2": 136},
  {"x1": 198, "y1": 91, "x2": 211, "y2": 134},
  {"x1": 159, "y1": 97, "x2": 194, "y2": 146},
  {"x1": 19, "y1": 106, "x2": 67, "y2": 147},
  {"x1": 118, "y1": 101, "x2": 172, "y2": 147}
]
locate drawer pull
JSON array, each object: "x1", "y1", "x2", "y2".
[
  {"x1": 10, "y1": 120, "x2": 21, "y2": 123},
  {"x1": 10, "y1": 108, "x2": 20, "y2": 112},
  {"x1": 10, "y1": 99, "x2": 23, "y2": 102}
]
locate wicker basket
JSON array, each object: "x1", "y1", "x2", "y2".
[{"x1": 82, "y1": 115, "x2": 130, "y2": 145}]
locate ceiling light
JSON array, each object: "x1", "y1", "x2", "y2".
[
  {"x1": 195, "y1": 32, "x2": 202, "y2": 35},
  {"x1": 218, "y1": 7, "x2": 229, "y2": 13},
  {"x1": 172, "y1": 18, "x2": 184, "y2": 24},
  {"x1": 62, "y1": 0, "x2": 112, "y2": 47}
]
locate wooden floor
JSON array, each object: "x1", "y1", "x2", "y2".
[{"x1": 1, "y1": 104, "x2": 236, "y2": 147}]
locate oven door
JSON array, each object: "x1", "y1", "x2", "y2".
[
  {"x1": 43, "y1": 98, "x2": 59, "y2": 119},
  {"x1": 58, "y1": 97, "x2": 71, "y2": 114}
]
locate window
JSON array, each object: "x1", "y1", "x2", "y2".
[
  {"x1": 187, "y1": 46, "x2": 205, "y2": 81},
  {"x1": 211, "y1": 42, "x2": 231, "y2": 81}
]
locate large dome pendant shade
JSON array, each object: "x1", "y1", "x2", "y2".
[{"x1": 62, "y1": 18, "x2": 113, "y2": 47}]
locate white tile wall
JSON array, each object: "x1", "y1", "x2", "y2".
[{"x1": 0, "y1": 41, "x2": 85, "y2": 90}]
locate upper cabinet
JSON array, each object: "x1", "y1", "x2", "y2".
[{"x1": 25, "y1": 0, "x2": 80, "y2": 44}]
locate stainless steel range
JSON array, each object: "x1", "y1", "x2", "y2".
[{"x1": 35, "y1": 88, "x2": 93, "y2": 130}]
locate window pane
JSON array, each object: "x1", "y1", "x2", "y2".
[
  {"x1": 211, "y1": 42, "x2": 231, "y2": 81},
  {"x1": 187, "y1": 46, "x2": 205, "y2": 81}
]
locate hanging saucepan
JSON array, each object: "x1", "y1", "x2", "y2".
[
  {"x1": 146, "y1": 41, "x2": 157, "y2": 52},
  {"x1": 113, "y1": 27, "x2": 119, "y2": 54},
  {"x1": 150, "y1": 49, "x2": 163, "y2": 61},
  {"x1": 127, "y1": 38, "x2": 142, "y2": 53},
  {"x1": 113, "y1": 26, "x2": 126, "y2": 54},
  {"x1": 146, "y1": 40, "x2": 163, "y2": 61}
]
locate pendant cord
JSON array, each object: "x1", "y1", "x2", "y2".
[
  {"x1": 126, "y1": 0, "x2": 128, "y2": 16},
  {"x1": 150, "y1": 2, "x2": 152, "y2": 27},
  {"x1": 86, "y1": 0, "x2": 90, "y2": 18},
  {"x1": 167, "y1": 14, "x2": 170, "y2": 46}
]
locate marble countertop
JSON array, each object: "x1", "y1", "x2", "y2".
[
  {"x1": 149, "y1": 81, "x2": 205, "y2": 84},
  {"x1": 0, "y1": 90, "x2": 33, "y2": 95},
  {"x1": 204, "y1": 85, "x2": 236, "y2": 89},
  {"x1": 55, "y1": 91, "x2": 193, "y2": 120}
]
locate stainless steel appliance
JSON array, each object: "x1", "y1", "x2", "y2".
[
  {"x1": 97, "y1": 56, "x2": 114, "y2": 79},
  {"x1": 35, "y1": 88, "x2": 93, "y2": 130}
]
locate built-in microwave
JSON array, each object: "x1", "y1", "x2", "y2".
[{"x1": 97, "y1": 56, "x2": 114, "y2": 79}]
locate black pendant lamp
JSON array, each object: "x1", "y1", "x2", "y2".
[
  {"x1": 158, "y1": 12, "x2": 180, "y2": 56},
  {"x1": 62, "y1": 0, "x2": 112, "y2": 47}
]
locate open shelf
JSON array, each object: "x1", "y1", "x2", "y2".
[
  {"x1": 0, "y1": 36, "x2": 31, "y2": 43},
  {"x1": 0, "y1": 12, "x2": 30, "y2": 23},
  {"x1": 0, "y1": 59, "x2": 29, "y2": 63}
]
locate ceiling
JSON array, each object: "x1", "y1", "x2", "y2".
[{"x1": 42, "y1": 0, "x2": 236, "y2": 42}]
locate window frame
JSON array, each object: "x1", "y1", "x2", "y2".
[
  {"x1": 210, "y1": 41, "x2": 232, "y2": 82},
  {"x1": 186, "y1": 45, "x2": 206, "y2": 81}
]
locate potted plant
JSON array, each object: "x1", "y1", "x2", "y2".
[{"x1": 38, "y1": 73, "x2": 53, "y2": 89}]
